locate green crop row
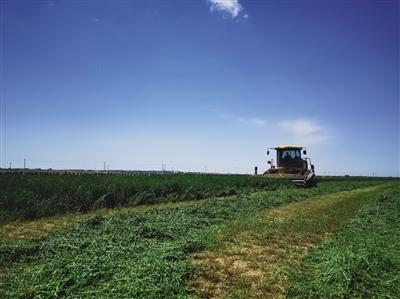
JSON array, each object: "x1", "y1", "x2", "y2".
[
  {"x1": 0, "y1": 173, "x2": 293, "y2": 223},
  {"x1": 287, "y1": 183, "x2": 400, "y2": 298},
  {"x1": 0, "y1": 179, "x2": 387, "y2": 298}
]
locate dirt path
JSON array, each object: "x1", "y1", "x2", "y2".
[{"x1": 190, "y1": 184, "x2": 387, "y2": 298}]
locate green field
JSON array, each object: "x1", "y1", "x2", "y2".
[
  {"x1": 0, "y1": 173, "x2": 292, "y2": 223},
  {"x1": 0, "y1": 174, "x2": 398, "y2": 298}
]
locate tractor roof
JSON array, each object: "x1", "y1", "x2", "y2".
[{"x1": 274, "y1": 145, "x2": 303, "y2": 150}]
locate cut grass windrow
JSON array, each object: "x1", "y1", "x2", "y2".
[
  {"x1": 287, "y1": 183, "x2": 400, "y2": 298},
  {"x1": 0, "y1": 180, "x2": 391, "y2": 298},
  {"x1": 190, "y1": 183, "x2": 396, "y2": 298},
  {"x1": 0, "y1": 176, "x2": 379, "y2": 240},
  {"x1": 0, "y1": 199, "x2": 201, "y2": 240}
]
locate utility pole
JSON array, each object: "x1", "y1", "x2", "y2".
[{"x1": 23, "y1": 158, "x2": 26, "y2": 169}]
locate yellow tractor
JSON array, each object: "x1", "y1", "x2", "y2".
[{"x1": 263, "y1": 145, "x2": 317, "y2": 187}]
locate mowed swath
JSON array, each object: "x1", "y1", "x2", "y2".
[
  {"x1": 0, "y1": 176, "x2": 397, "y2": 298},
  {"x1": 191, "y1": 184, "x2": 391, "y2": 298}
]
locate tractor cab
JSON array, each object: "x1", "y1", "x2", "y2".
[
  {"x1": 264, "y1": 145, "x2": 317, "y2": 187},
  {"x1": 268, "y1": 145, "x2": 307, "y2": 173}
]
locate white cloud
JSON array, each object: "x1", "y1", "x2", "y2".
[
  {"x1": 237, "y1": 116, "x2": 266, "y2": 127},
  {"x1": 208, "y1": 0, "x2": 243, "y2": 18},
  {"x1": 280, "y1": 119, "x2": 322, "y2": 136},
  {"x1": 212, "y1": 109, "x2": 266, "y2": 127},
  {"x1": 279, "y1": 119, "x2": 331, "y2": 145}
]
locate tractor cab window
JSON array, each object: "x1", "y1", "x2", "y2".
[
  {"x1": 278, "y1": 150, "x2": 301, "y2": 163},
  {"x1": 280, "y1": 150, "x2": 300, "y2": 159}
]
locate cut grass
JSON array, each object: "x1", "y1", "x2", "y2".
[
  {"x1": 0, "y1": 199, "x2": 202, "y2": 240},
  {"x1": 0, "y1": 173, "x2": 293, "y2": 223},
  {"x1": 287, "y1": 182, "x2": 400, "y2": 298},
  {"x1": 0, "y1": 180, "x2": 390, "y2": 298},
  {"x1": 190, "y1": 183, "x2": 395, "y2": 298},
  {"x1": 0, "y1": 177, "x2": 382, "y2": 241}
]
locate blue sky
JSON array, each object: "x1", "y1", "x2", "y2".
[{"x1": 1, "y1": 0, "x2": 399, "y2": 176}]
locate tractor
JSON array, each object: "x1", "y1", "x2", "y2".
[{"x1": 263, "y1": 145, "x2": 317, "y2": 187}]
